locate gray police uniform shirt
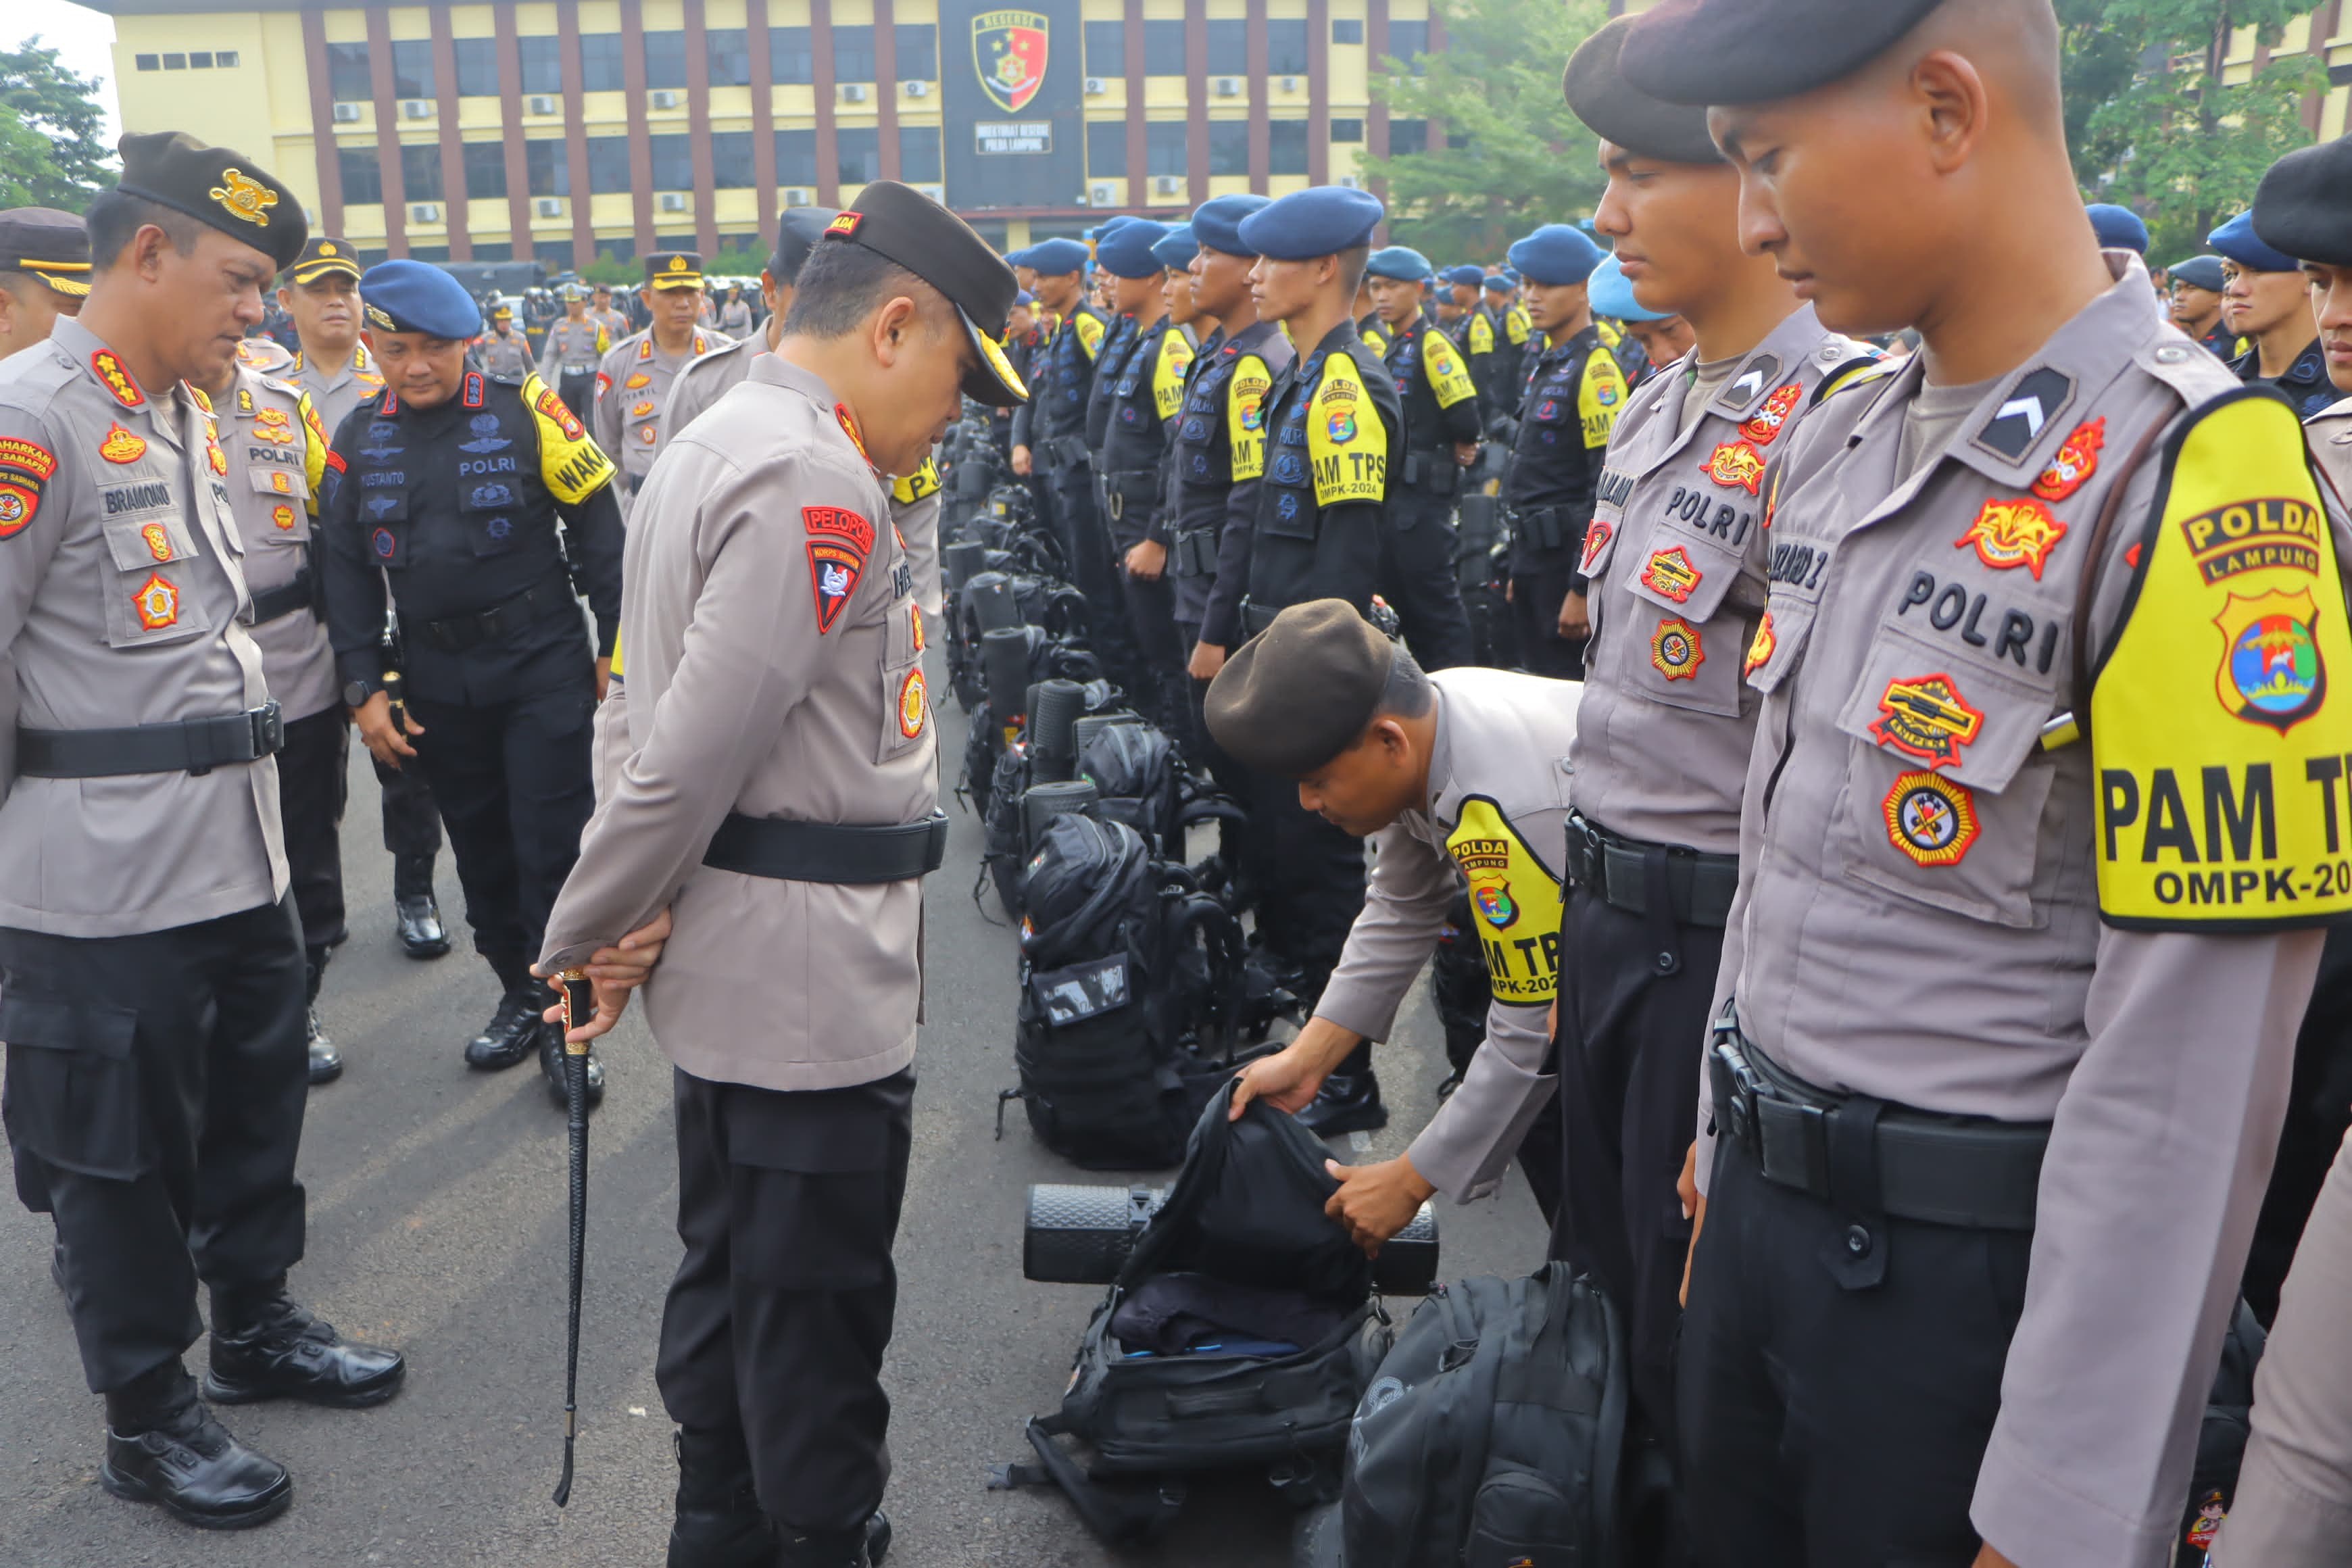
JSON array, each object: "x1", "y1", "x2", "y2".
[
  {"x1": 587, "y1": 305, "x2": 632, "y2": 343},
  {"x1": 1313, "y1": 667, "x2": 1578, "y2": 1202},
  {"x1": 591, "y1": 326, "x2": 731, "y2": 499},
  {"x1": 659, "y1": 335, "x2": 946, "y2": 620},
  {"x1": 287, "y1": 340, "x2": 385, "y2": 441},
  {"x1": 1575, "y1": 304, "x2": 1880, "y2": 854},
  {"x1": 219, "y1": 362, "x2": 337, "y2": 722},
  {"x1": 541, "y1": 354, "x2": 933, "y2": 1092},
  {"x1": 480, "y1": 330, "x2": 531, "y2": 379},
  {"x1": 537, "y1": 317, "x2": 609, "y2": 381},
  {"x1": 1707, "y1": 255, "x2": 2331, "y2": 1565},
  {"x1": 0, "y1": 316, "x2": 288, "y2": 935}
]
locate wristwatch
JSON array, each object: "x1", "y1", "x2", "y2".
[{"x1": 343, "y1": 677, "x2": 381, "y2": 708}]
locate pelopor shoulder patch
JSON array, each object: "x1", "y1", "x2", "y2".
[
  {"x1": 1444, "y1": 795, "x2": 1561, "y2": 1005},
  {"x1": 2092, "y1": 386, "x2": 2352, "y2": 930},
  {"x1": 525, "y1": 372, "x2": 615, "y2": 505},
  {"x1": 1306, "y1": 355, "x2": 1386, "y2": 508}
]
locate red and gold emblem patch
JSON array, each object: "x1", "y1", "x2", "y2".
[
  {"x1": 271, "y1": 503, "x2": 297, "y2": 530},
  {"x1": 1956, "y1": 495, "x2": 2067, "y2": 579},
  {"x1": 90, "y1": 350, "x2": 143, "y2": 408},
  {"x1": 898, "y1": 666, "x2": 927, "y2": 738},
  {"x1": 139, "y1": 522, "x2": 172, "y2": 561},
  {"x1": 535, "y1": 387, "x2": 587, "y2": 442},
  {"x1": 1744, "y1": 610, "x2": 1775, "y2": 676},
  {"x1": 1650, "y1": 618, "x2": 1704, "y2": 681},
  {"x1": 1579, "y1": 520, "x2": 1613, "y2": 574},
  {"x1": 131, "y1": 572, "x2": 180, "y2": 630},
  {"x1": 807, "y1": 541, "x2": 864, "y2": 634},
  {"x1": 99, "y1": 424, "x2": 146, "y2": 464},
  {"x1": 1638, "y1": 545, "x2": 1701, "y2": 604},
  {"x1": 269, "y1": 470, "x2": 292, "y2": 493},
  {"x1": 2031, "y1": 416, "x2": 2104, "y2": 502},
  {"x1": 629, "y1": 400, "x2": 654, "y2": 418},
  {"x1": 834, "y1": 402, "x2": 871, "y2": 465},
  {"x1": 0, "y1": 479, "x2": 39, "y2": 539},
  {"x1": 0, "y1": 437, "x2": 57, "y2": 481},
  {"x1": 206, "y1": 435, "x2": 228, "y2": 476},
  {"x1": 1883, "y1": 771, "x2": 1978, "y2": 867},
  {"x1": 253, "y1": 406, "x2": 294, "y2": 441},
  {"x1": 1739, "y1": 381, "x2": 1803, "y2": 445},
  {"x1": 1869, "y1": 672, "x2": 1984, "y2": 768},
  {"x1": 594, "y1": 372, "x2": 612, "y2": 400},
  {"x1": 1705, "y1": 439, "x2": 1766, "y2": 495},
  {"x1": 623, "y1": 372, "x2": 651, "y2": 391},
  {"x1": 804, "y1": 504, "x2": 876, "y2": 556},
  {"x1": 910, "y1": 604, "x2": 925, "y2": 652}
]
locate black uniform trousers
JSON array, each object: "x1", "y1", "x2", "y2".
[
  {"x1": 278, "y1": 705, "x2": 350, "y2": 957},
  {"x1": 1380, "y1": 490, "x2": 1474, "y2": 672},
  {"x1": 375, "y1": 749, "x2": 443, "y2": 896},
  {"x1": 1241, "y1": 768, "x2": 1367, "y2": 1020},
  {"x1": 1510, "y1": 562, "x2": 1588, "y2": 679},
  {"x1": 2244, "y1": 923, "x2": 2352, "y2": 1322},
  {"x1": 1048, "y1": 464, "x2": 1146, "y2": 693},
  {"x1": 1679, "y1": 1132, "x2": 2030, "y2": 1568},
  {"x1": 659, "y1": 1065, "x2": 916, "y2": 1535},
  {"x1": 1118, "y1": 566, "x2": 1190, "y2": 740},
  {"x1": 403, "y1": 673, "x2": 595, "y2": 976},
  {"x1": 1, "y1": 897, "x2": 309, "y2": 1393}
]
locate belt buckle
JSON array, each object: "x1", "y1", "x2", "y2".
[{"x1": 250, "y1": 701, "x2": 285, "y2": 757}]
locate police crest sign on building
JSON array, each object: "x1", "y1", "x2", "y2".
[{"x1": 973, "y1": 9, "x2": 1048, "y2": 114}]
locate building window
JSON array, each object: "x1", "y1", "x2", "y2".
[
  {"x1": 1144, "y1": 21, "x2": 1186, "y2": 73},
  {"x1": 896, "y1": 23, "x2": 936, "y2": 80},
  {"x1": 400, "y1": 143, "x2": 444, "y2": 202},
  {"x1": 1206, "y1": 19, "x2": 1246, "y2": 76},
  {"x1": 217, "y1": 49, "x2": 239, "y2": 67},
  {"x1": 833, "y1": 25, "x2": 875, "y2": 82},
  {"x1": 462, "y1": 139, "x2": 508, "y2": 198},
  {"x1": 518, "y1": 35, "x2": 562, "y2": 94},
  {"x1": 189, "y1": 51, "x2": 214, "y2": 68},
  {"x1": 645, "y1": 30, "x2": 688, "y2": 90},
  {"x1": 1146, "y1": 121, "x2": 1187, "y2": 177},
  {"x1": 579, "y1": 34, "x2": 625, "y2": 92},
  {"x1": 162, "y1": 53, "x2": 187, "y2": 70},
  {"x1": 772, "y1": 28, "x2": 814, "y2": 84},
  {"x1": 454, "y1": 36, "x2": 499, "y2": 97},
  {"x1": 775, "y1": 128, "x2": 818, "y2": 187},
  {"x1": 1332, "y1": 18, "x2": 1363, "y2": 44},
  {"x1": 1388, "y1": 20, "x2": 1428, "y2": 71},
  {"x1": 338, "y1": 145, "x2": 383, "y2": 205},
  {"x1": 649, "y1": 133, "x2": 694, "y2": 191},
  {"x1": 837, "y1": 125, "x2": 881, "y2": 186},
  {"x1": 900, "y1": 124, "x2": 941, "y2": 182},
  {"x1": 1267, "y1": 20, "x2": 1309, "y2": 76},
  {"x1": 1208, "y1": 120, "x2": 1248, "y2": 176},
  {"x1": 1330, "y1": 117, "x2": 1364, "y2": 143},
  {"x1": 585, "y1": 134, "x2": 633, "y2": 193},
  {"x1": 1269, "y1": 119, "x2": 1309, "y2": 174},
  {"x1": 526, "y1": 138, "x2": 568, "y2": 197},
  {"x1": 391, "y1": 39, "x2": 434, "y2": 98},
  {"x1": 1085, "y1": 120, "x2": 1127, "y2": 179},
  {"x1": 711, "y1": 130, "x2": 754, "y2": 189},
  {"x1": 327, "y1": 41, "x2": 370, "y2": 99},
  {"x1": 707, "y1": 28, "x2": 751, "y2": 87},
  {"x1": 1389, "y1": 116, "x2": 1427, "y2": 150},
  {"x1": 134, "y1": 54, "x2": 159, "y2": 70},
  {"x1": 1084, "y1": 20, "x2": 1122, "y2": 75}
]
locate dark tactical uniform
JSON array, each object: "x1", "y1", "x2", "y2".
[
  {"x1": 1187, "y1": 321, "x2": 1293, "y2": 654},
  {"x1": 1012, "y1": 301, "x2": 1133, "y2": 668},
  {"x1": 1502, "y1": 324, "x2": 1627, "y2": 677},
  {"x1": 1095, "y1": 310, "x2": 1195, "y2": 728},
  {"x1": 2235, "y1": 337, "x2": 2338, "y2": 418},
  {"x1": 320, "y1": 368, "x2": 623, "y2": 1088},
  {"x1": 1378, "y1": 312, "x2": 1481, "y2": 670}
]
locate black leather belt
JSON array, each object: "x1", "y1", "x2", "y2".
[
  {"x1": 247, "y1": 567, "x2": 314, "y2": 625},
  {"x1": 1708, "y1": 1006, "x2": 2048, "y2": 1231},
  {"x1": 1563, "y1": 810, "x2": 1738, "y2": 929},
  {"x1": 1398, "y1": 450, "x2": 1462, "y2": 498},
  {"x1": 703, "y1": 810, "x2": 950, "y2": 885},
  {"x1": 18, "y1": 700, "x2": 285, "y2": 779},
  {"x1": 406, "y1": 574, "x2": 577, "y2": 654}
]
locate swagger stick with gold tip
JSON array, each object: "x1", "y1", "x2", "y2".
[{"x1": 552, "y1": 966, "x2": 594, "y2": 1506}]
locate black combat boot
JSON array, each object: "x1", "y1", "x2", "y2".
[
  {"x1": 304, "y1": 946, "x2": 342, "y2": 1086},
  {"x1": 101, "y1": 1360, "x2": 292, "y2": 1529},
  {"x1": 465, "y1": 954, "x2": 544, "y2": 1070},
  {"x1": 667, "y1": 1427, "x2": 775, "y2": 1568},
  {"x1": 1295, "y1": 1070, "x2": 1389, "y2": 1137},
  {"x1": 777, "y1": 1521, "x2": 873, "y2": 1568},
  {"x1": 203, "y1": 1277, "x2": 406, "y2": 1409},
  {"x1": 393, "y1": 853, "x2": 450, "y2": 958}
]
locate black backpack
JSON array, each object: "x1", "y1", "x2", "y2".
[
  {"x1": 2178, "y1": 1300, "x2": 2268, "y2": 1565},
  {"x1": 998, "y1": 1087, "x2": 1397, "y2": 1544},
  {"x1": 1338, "y1": 1264, "x2": 1629, "y2": 1568}
]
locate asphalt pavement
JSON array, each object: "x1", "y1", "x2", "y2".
[{"x1": 0, "y1": 660, "x2": 1550, "y2": 1568}]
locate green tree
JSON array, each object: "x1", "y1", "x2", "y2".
[
  {"x1": 1357, "y1": 0, "x2": 1609, "y2": 261},
  {"x1": 2059, "y1": 0, "x2": 2322, "y2": 261},
  {"x1": 0, "y1": 36, "x2": 112, "y2": 210}
]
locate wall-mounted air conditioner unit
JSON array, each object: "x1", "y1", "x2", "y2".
[
  {"x1": 1214, "y1": 77, "x2": 1240, "y2": 97},
  {"x1": 535, "y1": 197, "x2": 565, "y2": 218},
  {"x1": 783, "y1": 188, "x2": 813, "y2": 207},
  {"x1": 1154, "y1": 175, "x2": 1181, "y2": 195},
  {"x1": 839, "y1": 82, "x2": 868, "y2": 103},
  {"x1": 1089, "y1": 182, "x2": 1114, "y2": 205},
  {"x1": 903, "y1": 80, "x2": 929, "y2": 97},
  {"x1": 650, "y1": 89, "x2": 681, "y2": 109},
  {"x1": 400, "y1": 99, "x2": 432, "y2": 118},
  {"x1": 1280, "y1": 75, "x2": 1298, "y2": 91},
  {"x1": 658, "y1": 192, "x2": 688, "y2": 212},
  {"x1": 527, "y1": 94, "x2": 557, "y2": 115},
  {"x1": 331, "y1": 102, "x2": 362, "y2": 122},
  {"x1": 1336, "y1": 174, "x2": 1361, "y2": 189},
  {"x1": 1083, "y1": 76, "x2": 1106, "y2": 95},
  {"x1": 408, "y1": 202, "x2": 441, "y2": 222},
  {"x1": 915, "y1": 183, "x2": 943, "y2": 200}
]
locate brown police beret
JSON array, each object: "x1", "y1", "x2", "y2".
[{"x1": 1204, "y1": 599, "x2": 1394, "y2": 777}]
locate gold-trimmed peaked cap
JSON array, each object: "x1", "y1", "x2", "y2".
[
  {"x1": 818, "y1": 179, "x2": 1027, "y2": 406},
  {"x1": 0, "y1": 207, "x2": 92, "y2": 298},
  {"x1": 644, "y1": 251, "x2": 704, "y2": 290},
  {"x1": 286, "y1": 235, "x2": 362, "y2": 285},
  {"x1": 115, "y1": 130, "x2": 307, "y2": 272}
]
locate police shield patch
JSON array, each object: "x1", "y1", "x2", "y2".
[{"x1": 973, "y1": 9, "x2": 1048, "y2": 114}]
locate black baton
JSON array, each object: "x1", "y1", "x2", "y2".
[{"x1": 552, "y1": 968, "x2": 594, "y2": 1506}]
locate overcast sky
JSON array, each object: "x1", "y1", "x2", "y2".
[{"x1": 18, "y1": 2, "x2": 123, "y2": 145}]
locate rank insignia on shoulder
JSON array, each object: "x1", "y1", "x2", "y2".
[
  {"x1": 1705, "y1": 440, "x2": 1766, "y2": 495},
  {"x1": 1739, "y1": 382, "x2": 1804, "y2": 446},
  {"x1": 2031, "y1": 417, "x2": 2104, "y2": 502},
  {"x1": 1956, "y1": 496, "x2": 2067, "y2": 579},
  {"x1": 1650, "y1": 618, "x2": 1705, "y2": 681},
  {"x1": 1639, "y1": 546, "x2": 1701, "y2": 604},
  {"x1": 1869, "y1": 672, "x2": 1984, "y2": 768},
  {"x1": 91, "y1": 350, "x2": 144, "y2": 408},
  {"x1": 1744, "y1": 610, "x2": 1775, "y2": 676},
  {"x1": 1884, "y1": 771, "x2": 1978, "y2": 867},
  {"x1": 807, "y1": 541, "x2": 864, "y2": 634},
  {"x1": 1973, "y1": 366, "x2": 2074, "y2": 464},
  {"x1": 803, "y1": 504, "x2": 875, "y2": 556}
]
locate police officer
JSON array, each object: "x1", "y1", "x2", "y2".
[
  {"x1": 0, "y1": 130, "x2": 403, "y2": 1531},
  {"x1": 717, "y1": 283, "x2": 755, "y2": 337},
  {"x1": 1440, "y1": 264, "x2": 1497, "y2": 416},
  {"x1": 996, "y1": 289, "x2": 1044, "y2": 456},
  {"x1": 1353, "y1": 270, "x2": 1388, "y2": 357},
  {"x1": 1496, "y1": 224, "x2": 1622, "y2": 679},
  {"x1": 1007, "y1": 237, "x2": 1123, "y2": 638},
  {"x1": 1365, "y1": 243, "x2": 1479, "y2": 671},
  {"x1": 2164, "y1": 253, "x2": 2238, "y2": 362},
  {"x1": 2213, "y1": 210, "x2": 2336, "y2": 416},
  {"x1": 481, "y1": 303, "x2": 531, "y2": 378},
  {"x1": 1219, "y1": 599, "x2": 1575, "y2": 1264},
  {"x1": 586, "y1": 281, "x2": 631, "y2": 344},
  {"x1": 320, "y1": 260, "x2": 624, "y2": 1106},
  {"x1": 278, "y1": 234, "x2": 448, "y2": 960},
  {"x1": 0, "y1": 206, "x2": 89, "y2": 358},
  {"x1": 537, "y1": 284, "x2": 611, "y2": 416},
  {"x1": 1227, "y1": 184, "x2": 1402, "y2": 1133},
  {"x1": 539, "y1": 180, "x2": 1023, "y2": 1568},
  {"x1": 1615, "y1": 1, "x2": 2341, "y2": 1561},
  {"x1": 592, "y1": 252, "x2": 731, "y2": 513},
  {"x1": 2086, "y1": 201, "x2": 2149, "y2": 258}
]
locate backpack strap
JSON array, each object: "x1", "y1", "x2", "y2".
[{"x1": 1000, "y1": 1419, "x2": 1189, "y2": 1544}]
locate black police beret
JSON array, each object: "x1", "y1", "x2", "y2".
[
  {"x1": 2254, "y1": 134, "x2": 2352, "y2": 269},
  {"x1": 1204, "y1": 599, "x2": 1396, "y2": 777},
  {"x1": 1564, "y1": 17, "x2": 1724, "y2": 165},
  {"x1": 116, "y1": 130, "x2": 307, "y2": 272},
  {"x1": 1619, "y1": 0, "x2": 1947, "y2": 107},
  {"x1": 770, "y1": 207, "x2": 839, "y2": 285},
  {"x1": 821, "y1": 180, "x2": 1025, "y2": 405}
]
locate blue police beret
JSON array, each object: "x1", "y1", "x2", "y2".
[
  {"x1": 1235, "y1": 185, "x2": 1384, "y2": 261},
  {"x1": 1365, "y1": 245, "x2": 1432, "y2": 283},
  {"x1": 1506, "y1": 226, "x2": 1607, "y2": 288},
  {"x1": 1149, "y1": 223, "x2": 1198, "y2": 272},
  {"x1": 1004, "y1": 245, "x2": 1031, "y2": 268},
  {"x1": 2209, "y1": 211, "x2": 2300, "y2": 274},
  {"x1": 1013, "y1": 289, "x2": 1035, "y2": 308},
  {"x1": 358, "y1": 258, "x2": 483, "y2": 339},
  {"x1": 1586, "y1": 253, "x2": 1674, "y2": 324},
  {"x1": 1191, "y1": 194, "x2": 1273, "y2": 257},
  {"x1": 2086, "y1": 203, "x2": 2149, "y2": 255},
  {"x1": 1096, "y1": 218, "x2": 1171, "y2": 280},
  {"x1": 1440, "y1": 264, "x2": 1486, "y2": 289},
  {"x1": 2166, "y1": 255, "x2": 2227, "y2": 293},
  {"x1": 1025, "y1": 237, "x2": 1090, "y2": 276},
  {"x1": 1481, "y1": 272, "x2": 1513, "y2": 293},
  {"x1": 1503, "y1": 268, "x2": 1522, "y2": 285}
]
